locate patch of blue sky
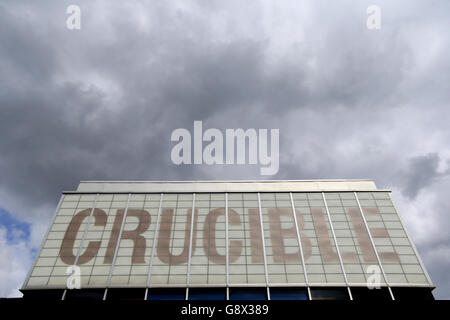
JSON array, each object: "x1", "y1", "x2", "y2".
[{"x1": 0, "y1": 207, "x2": 31, "y2": 244}]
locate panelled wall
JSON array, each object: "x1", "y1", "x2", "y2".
[{"x1": 24, "y1": 191, "x2": 432, "y2": 293}]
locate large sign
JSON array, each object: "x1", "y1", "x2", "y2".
[
  {"x1": 24, "y1": 192, "x2": 430, "y2": 289},
  {"x1": 59, "y1": 207, "x2": 399, "y2": 265}
]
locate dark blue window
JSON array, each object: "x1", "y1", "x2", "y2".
[
  {"x1": 310, "y1": 287, "x2": 349, "y2": 300},
  {"x1": 65, "y1": 289, "x2": 105, "y2": 300},
  {"x1": 188, "y1": 288, "x2": 226, "y2": 300},
  {"x1": 229, "y1": 288, "x2": 267, "y2": 300},
  {"x1": 270, "y1": 287, "x2": 309, "y2": 300},
  {"x1": 147, "y1": 288, "x2": 186, "y2": 300},
  {"x1": 22, "y1": 289, "x2": 65, "y2": 300},
  {"x1": 107, "y1": 288, "x2": 145, "y2": 300},
  {"x1": 351, "y1": 287, "x2": 391, "y2": 301},
  {"x1": 391, "y1": 287, "x2": 434, "y2": 300}
]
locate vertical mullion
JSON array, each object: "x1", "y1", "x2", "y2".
[
  {"x1": 103, "y1": 193, "x2": 131, "y2": 300},
  {"x1": 322, "y1": 192, "x2": 353, "y2": 300},
  {"x1": 289, "y1": 192, "x2": 311, "y2": 300},
  {"x1": 354, "y1": 192, "x2": 395, "y2": 300},
  {"x1": 62, "y1": 193, "x2": 99, "y2": 300},
  {"x1": 186, "y1": 193, "x2": 196, "y2": 300},
  {"x1": 257, "y1": 193, "x2": 270, "y2": 300},
  {"x1": 225, "y1": 192, "x2": 229, "y2": 300},
  {"x1": 145, "y1": 193, "x2": 164, "y2": 300}
]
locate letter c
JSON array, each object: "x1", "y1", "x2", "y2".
[{"x1": 59, "y1": 208, "x2": 107, "y2": 264}]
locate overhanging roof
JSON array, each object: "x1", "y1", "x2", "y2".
[{"x1": 67, "y1": 179, "x2": 387, "y2": 193}]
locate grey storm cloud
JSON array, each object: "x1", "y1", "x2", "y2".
[
  {"x1": 0, "y1": 0, "x2": 449, "y2": 297},
  {"x1": 400, "y1": 153, "x2": 447, "y2": 199}
]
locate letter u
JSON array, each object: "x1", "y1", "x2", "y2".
[{"x1": 157, "y1": 208, "x2": 198, "y2": 264}]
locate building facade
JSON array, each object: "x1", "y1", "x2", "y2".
[{"x1": 21, "y1": 180, "x2": 434, "y2": 300}]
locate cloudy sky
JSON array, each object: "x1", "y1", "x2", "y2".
[{"x1": 0, "y1": 0, "x2": 449, "y2": 298}]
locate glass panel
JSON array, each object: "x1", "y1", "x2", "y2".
[
  {"x1": 229, "y1": 288, "x2": 267, "y2": 300},
  {"x1": 333, "y1": 192, "x2": 385, "y2": 285},
  {"x1": 65, "y1": 289, "x2": 105, "y2": 300},
  {"x1": 291, "y1": 193, "x2": 345, "y2": 285},
  {"x1": 26, "y1": 190, "x2": 432, "y2": 292},
  {"x1": 391, "y1": 287, "x2": 434, "y2": 300},
  {"x1": 326, "y1": 193, "x2": 372, "y2": 285},
  {"x1": 188, "y1": 288, "x2": 226, "y2": 300},
  {"x1": 46, "y1": 195, "x2": 97, "y2": 288},
  {"x1": 152, "y1": 194, "x2": 193, "y2": 285},
  {"x1": 22, "y1": 289, "x2": 65, "y2": 300},
  {"x1": 351, "y1": 287, "x2": 391, "y2": 300},
  {"x1": 88, "y1": 196, "x2": 114, "y2": 287},
  {"x1": 110, "y1": 195, "x2": 148, "y2": 286},
  {"x1": 270, "y1": 287, "x2": 309, "y2": 300},
  {"x1": 106, "y1": 288, "x2": 145, "y2": 300},
  {"x1": 147, "y1": 288, "x2": 186, "y2": 300},
  {"x1": 228, "y1": 193, "x2": 266, "y2": 284},
  {"x1": 357, "y1": 192, "x2": 428, "y2": 285},
  {"x1": 261, "y1": 193, "x2": 305, "y2": 284},
  {"x1": 310, "y1": 287, "x2": 349, "y2": 300},
  {"x1": 190, "y1": 193, "x2": 226, "y2": 285}
]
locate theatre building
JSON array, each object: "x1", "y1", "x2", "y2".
[{"x1": 21, "y1": 180, "x2": 434, "y2": 300}]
